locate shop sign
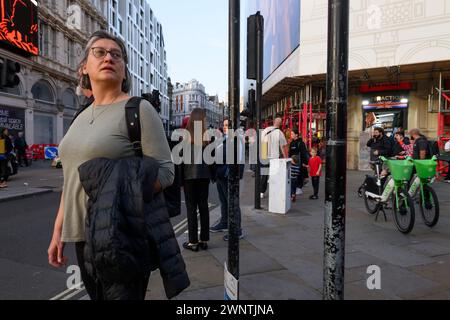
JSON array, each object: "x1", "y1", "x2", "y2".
[
  {"x1": 362, "y1": 95, "x2": 408, "y2": 110},
  {"x1": 0, "y1": 106, "x2": 25, "y2": 137}
]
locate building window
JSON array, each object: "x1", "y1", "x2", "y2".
[
  {"x1": 39, "y1": 22, "x2": 46, "y2": 57},
  {"x1": 31, "y1": 80, "x2": 55, "y2": 103},
  {"x1": 51, "y1": 28, "x2": 57, "y2": 61},
  {"x1": 34, "y1": 114, "x2": 55, "y2": 144},
  {"x1": 62, "y1": 89, "x2": 78, "y2": 111}
]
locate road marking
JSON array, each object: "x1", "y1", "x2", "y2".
[
  {"x1": 174, "y1": 220, "x2": 188, "y2": 235},
  {"x1": 50, "y1": 284, "x2": 84, "y2": 300},
  {"x1": 61, "y1": 286, "x2": 86, "y2": 300},
  {"x1": 173, "y1": 218, "x2": 187, "y2": 230}
]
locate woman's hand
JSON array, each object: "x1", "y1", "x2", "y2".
[
  {"x1": 48, "y1": 232, "x2": 68, "y2": 268},
  {"x1": 48, "y1": 192, "x2": 66, "y2": 268}
]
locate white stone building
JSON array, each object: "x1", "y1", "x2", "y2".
[
  {"x1": 172, "y1": 79, "x2": 224, "y2": 129},
  {"x1": 108, "y1": 0, "x2": 170, "y2": 135}
]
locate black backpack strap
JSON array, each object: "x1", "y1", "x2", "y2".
[
  {"x1": 125, "y1": 97, "x2": 144, "y2": 157},
  {"x1": 70, "y1": 96, "x2": 95, "y2": 126}
]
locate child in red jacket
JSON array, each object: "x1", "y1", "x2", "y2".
[{"x1": 308, "y1": 148, "x2": 322, "y2": 200}]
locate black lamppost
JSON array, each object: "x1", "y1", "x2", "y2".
[{"x1": 323, "y1": 0, "x2": 349, "y2": 300}]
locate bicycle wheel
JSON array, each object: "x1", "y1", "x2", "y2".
[
  {"x1": 362, "y1": 187, "x2": 379, "y2": 215},
  {"x1": 392, "y1": 187, "x2": 415, "y2": 234},
  {"x1": 419, "y1": 185, "x2": 439, "y2": 227}
]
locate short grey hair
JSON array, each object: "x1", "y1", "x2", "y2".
[{"x1": 78, "y1": 30, "x2": 132, "y2": 93}]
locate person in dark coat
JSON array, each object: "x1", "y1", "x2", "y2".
[
  {"x1": 181, "y1": 108, "x2": 212, "y2": 251},
  {"x1": 289, "y1": 129, "x2": 309, "y2": 195},
  {"x1": 410, "y1": 128, "x2": 431, "y2": 160},
  {"x1": 367, "y1": 127, "x2": 393, "y2": 161},
  {"x1": 392, "y1": 131, "x2": 412, "y2": 159},
  {"x1": 209, "y1": 118, "x2": 245, "y2": 240},
  {"x1": 14, "y1": 132, "x2": 28, "y2": 167}
]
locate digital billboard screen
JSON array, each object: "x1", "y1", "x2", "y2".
[
  {"x1": 248, "y1": 0, "x2": 300, "y2": 80},
  {"x1": 0, "y1": 0, "x2": 39, "y2": 55}
]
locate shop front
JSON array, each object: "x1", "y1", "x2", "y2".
[
  {"x1": 360, "y1": 83, "x2": 412, "y2": 137},
  {"x1": 0, "y1": 105, "x2": 26, "y2": 138},
  {"x1": 362, "y1": 96, "x2": 409, "y2": 137}
]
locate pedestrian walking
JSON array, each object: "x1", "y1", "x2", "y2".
[
  {"x1": 308, "y1": 148, "x2": 322, "y2": 200},
  {"x1": 181, "y1": 108, "x2": 212, "y2": 251},
  {"x1": 0, "y1": 128, "x2": 13, "y2": 188},
  {"x1": 288, "y1": 128, "x2": 309, "y2": 195},
  {"x1": 14, "y1": 132, "x2": 28, "y2": 167},
  {"x1": 48, "y1": 30, "x2": 189, "y2": 300}
]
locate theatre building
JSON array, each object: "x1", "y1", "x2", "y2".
[{"x1": 251, "y1": 0, "x2": 450, "y2": 170}]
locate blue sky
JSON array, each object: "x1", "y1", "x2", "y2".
[{"x1": 150, "y1": 0, "x2": 230, "y2": 102}]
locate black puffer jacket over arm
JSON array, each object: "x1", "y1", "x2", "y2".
[{"x1": 78, "y1": 156, "x2": 190, "y2": 299}]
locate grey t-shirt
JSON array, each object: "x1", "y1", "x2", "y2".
[{"x1": 59, "y1": 98, "x2": 174, "y2": 242}]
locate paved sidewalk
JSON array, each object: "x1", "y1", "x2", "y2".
[
  {"x1": 146, "y1": 170, "x2": 450, "y2": 300},
  {"x1": 0, "y1": 161, "x2": 63, "y2": 203}
]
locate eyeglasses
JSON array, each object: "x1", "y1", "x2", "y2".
[{"x1": 91, "y1": 47, "x2": 123, "y2": 61}]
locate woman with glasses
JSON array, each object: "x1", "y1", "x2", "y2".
[{"x1": 47, "y1": 31, "x2": 181, "y2": 299}]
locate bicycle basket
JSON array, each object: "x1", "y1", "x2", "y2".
[
  {"x1": 386, "y1": 159, "x2": 414, "y2": 181},
  {"x1": 413, "y1": 159, "x2": 437, "y2": 179}
]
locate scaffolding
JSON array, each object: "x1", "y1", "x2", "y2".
[
  {"x1": 428, "y1": 72, "x2": 450, "y2": 178},
  {"x1": 270, "y1": 85, "x2": 327, "y2": 150}
]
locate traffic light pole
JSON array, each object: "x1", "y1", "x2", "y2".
[
  {"x1": 227, "y1": 0, "x2": 240, "y2": 299},
  {"x1": 254, "y1": 12, "x2": 263, "y2": 210},
  {"x1": 323, "y1": 0, "x2": 349, "y2": 300},
  {"x1": 0, "y1": 58, "x2": 20, "y2": 88}
]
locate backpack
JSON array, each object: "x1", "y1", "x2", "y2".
[
  {"x1": 261, "y1": 128, "x2": 277, "y2": 160},
  {"x1": 71, "y1": 96, "x2": 181, "y2": 218},
  {"x1": 428, "y1": 140, "x2": 440, "y2": 157}
]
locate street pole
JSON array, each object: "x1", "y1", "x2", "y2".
[
  {"x1": 323, "y1": 0, "x2": 349, "y2": 300},
  {"x1": 255, "y1": 12, "x2": 263, "y2": 210},
  {"x1": 247, "y1": 12, "x2": 263, "y2": 210},
  {"x1": 227, "y1": 0, "x2": 240, "y2": 299}
]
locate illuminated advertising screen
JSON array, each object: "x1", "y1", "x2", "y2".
[
  {"x1": 248, "y1": 0, "x2": 300, "y2": 80},
  {"x1": 0, "y1": 0, "x2": 39, "y2": 55}
]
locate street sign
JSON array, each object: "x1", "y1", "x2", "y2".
[
  {"x1": 224, "y1": 262, "x2": 238, "y2": 300},
  {"x1": 44, "y1": 146, "x2": 58, "y2": 160}
]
